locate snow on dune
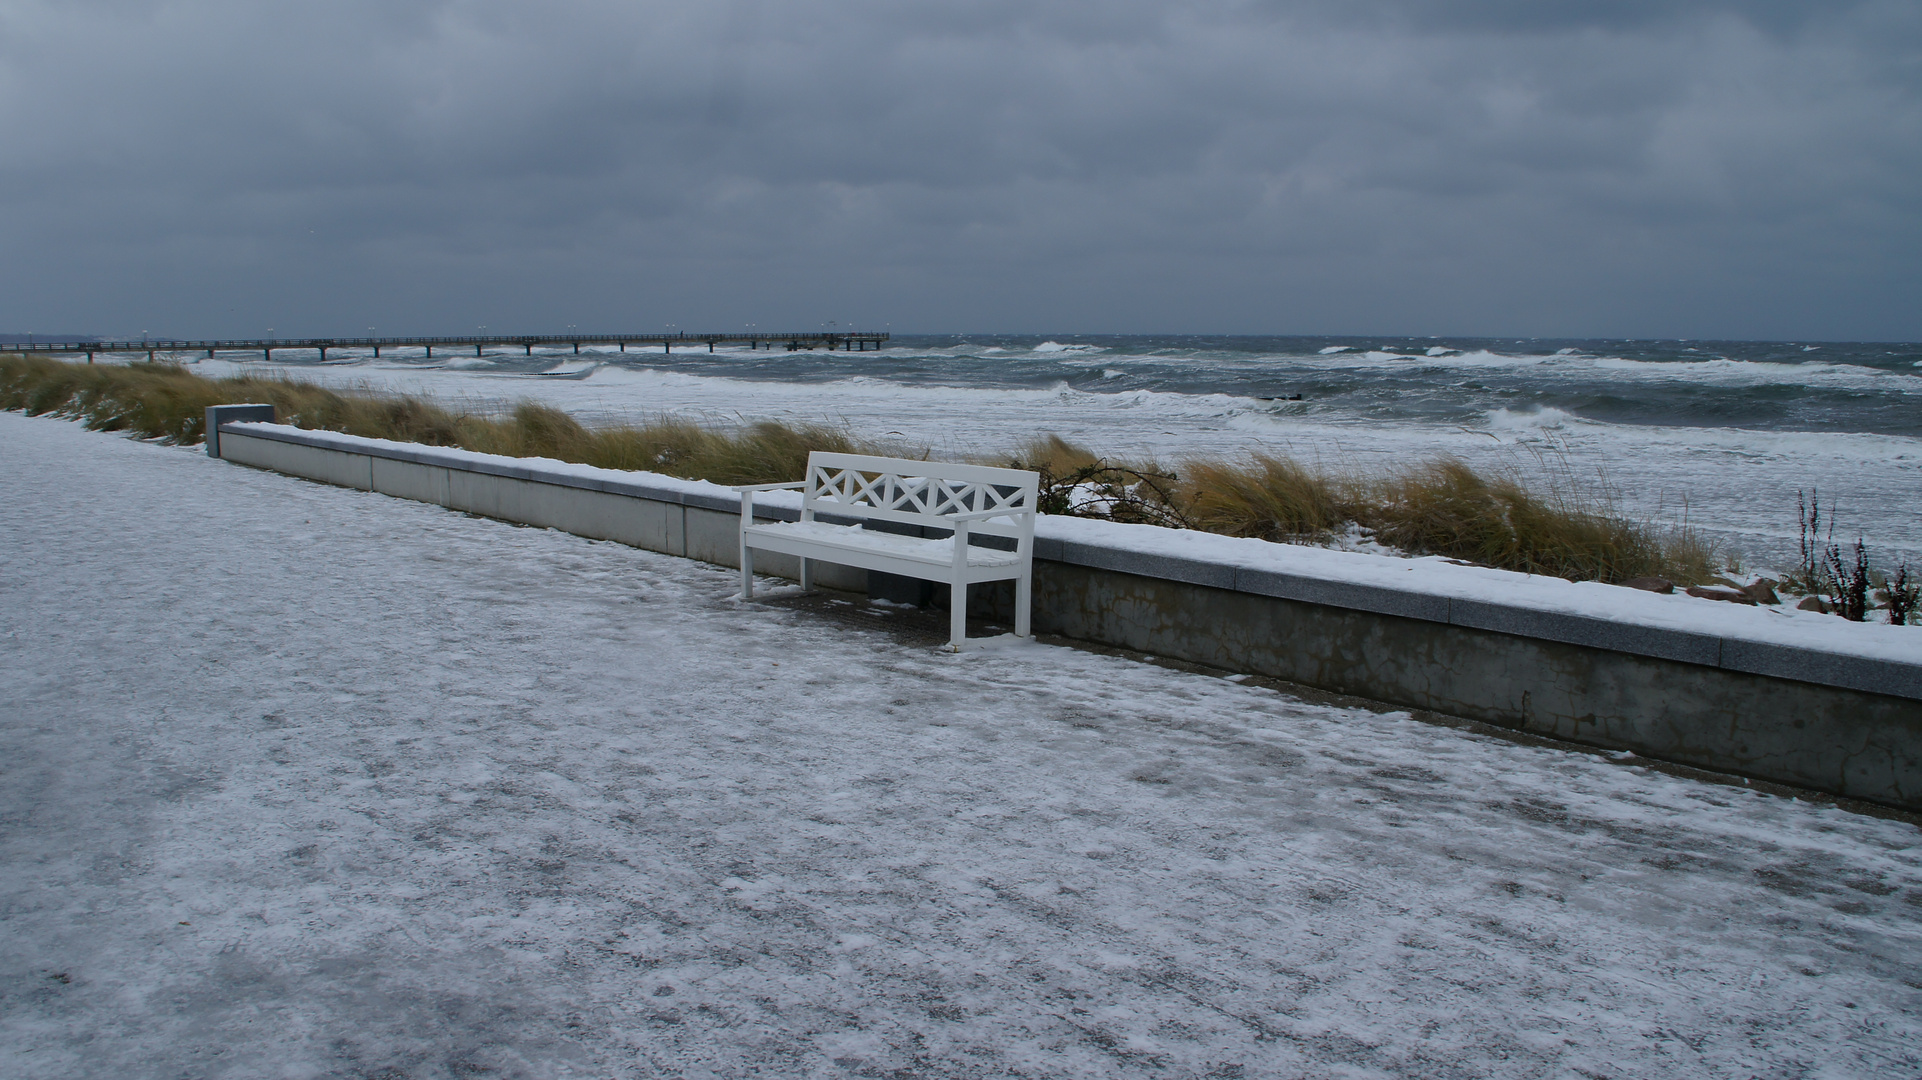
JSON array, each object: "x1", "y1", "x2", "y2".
[{"x1": 3, "y1": 410, "x2": 1920, "y2": 1079}]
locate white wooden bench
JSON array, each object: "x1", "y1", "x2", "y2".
[{"x1": 734, "y1": 452, "x2": 1039, "y2": 648}]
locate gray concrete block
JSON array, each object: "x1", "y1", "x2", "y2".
[
  {"x1": 1448, "y1": 599, "x2": 1723, "y2": 667},
  {"x1": 371, "y1": 457, "x2": 452, "y2": 507},
  {"x1": 445, "y1": 468, "x2": 504, "y2": 519},
  {"x1": 206, "y1": 404, "x2": 275, "y2": 457},
  {"x1": 220, "y1": 432, "x2": 373, "y2": 491}
]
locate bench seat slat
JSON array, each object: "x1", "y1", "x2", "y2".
[{"x1": 744, "y1": 521, "x2": 1023, "y2": 569}]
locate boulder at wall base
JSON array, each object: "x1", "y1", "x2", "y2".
[
  {"x1": 1741, "y1": 579, "x2": 1782, "y2": 605},
  {"x1": 1797, "y1": 595, "x2": 1829, "y2": 613},
  {"x1": 1621, "y1": 576, "x2": 1675, "y2": 594},
  {"x1": 1686, "y1": 585, "x2": 1758, "y2": 606}
]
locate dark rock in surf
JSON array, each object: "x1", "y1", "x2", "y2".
[{"x1": 1621, "y1": 577, "x2": 1674, "y2": 594}]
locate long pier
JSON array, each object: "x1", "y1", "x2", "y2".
[{"x1": 7, "y1": 331, "x2": 890, "y2": 363}]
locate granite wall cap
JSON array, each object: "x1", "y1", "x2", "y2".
[
  {"x1": 1449, "y1": 598, "x2": 1725, "y2": 668},
  {"x1": 1052, "y1": 541, "x2": 1239, "y2": 591},
  {"x1": 1720, "y1": 638, "x2": 1922, "y2": 700},
  {"x1": 1233, "y1": 567, "x2": 1452, "y2": 624}
]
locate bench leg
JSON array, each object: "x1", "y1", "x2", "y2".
[
  {"x1": 800, "y1": 557, "x2": 813, "y2": 592},
  {"x1": 950, "y1": 582, "x2": 967, "y2": 649},
  {"x1": 1015, "y1": 571, "x2": 1032, "y2": 638},
  {"x1": 740, "y1": 543, "x2": 754, "y2": 599}
]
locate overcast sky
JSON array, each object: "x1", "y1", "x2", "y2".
[{"x1": 1, "y1": 0, "x2": 1917, "y2": 339}]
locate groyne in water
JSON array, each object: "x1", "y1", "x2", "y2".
[{"x1": 203, "y1": 405, "x2": 1922, "y2": 812}]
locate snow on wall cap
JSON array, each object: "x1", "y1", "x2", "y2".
[
  {"x1": 1035, "y1": 515, "x2": 1922, "y2": 671},
  {"x1": 216, "y1": 420, "x2": 782, "y2": 511}
]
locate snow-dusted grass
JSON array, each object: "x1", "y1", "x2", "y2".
[
  {"x1": 0, "y1": 353, "x2": 863, "y2": 486},
  {"x1": 4, "y1": 411, "x2": 1921, "y2": 1078},
  {"x1": 1007, "y1": 434, "x2": 1719, "y2": 585}
]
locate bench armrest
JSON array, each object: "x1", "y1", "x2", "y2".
[{"x1": 731, "y1": 481, "x2": 807, "y2": 492}]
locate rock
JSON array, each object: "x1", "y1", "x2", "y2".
[
  {"x1": 1796, "y1": 596, "x2": 1829, "y2": 613},
  {"x1": 1621, "y1": 576, "x2": 1674, "y2": 594},
  {"x1": 1741, "y1": 579, "x2": 1781, "y2": 605},
  {"x1": 1686, "y1": 585, "x2": 1757, "y2": 605}
]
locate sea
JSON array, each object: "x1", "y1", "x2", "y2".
[{"x1": 198, "y1": 334, "x2": 1922, "y2": 574}]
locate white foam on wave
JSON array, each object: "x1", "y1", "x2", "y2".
[
  {"x1": 1315, "y1": 346, "x2": 1918, "y2": 391},
  {"x1": 1032, "y1": 341, "x2": 1102, "y2": 354},
  {"x1": 1486, "y1": 407, "x2": 1576, "y2": 431},
  {"x1": 1318, "y1": 346, "x2": 1353, "y2": 355}
]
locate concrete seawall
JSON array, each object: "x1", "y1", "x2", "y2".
[{"x1": 211, "y1": 414, "x2": 1922, "y2": 811}]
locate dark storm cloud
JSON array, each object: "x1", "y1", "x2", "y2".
[{"x1": 0, "y1": 0, "x2": 1916, "y2": 337}]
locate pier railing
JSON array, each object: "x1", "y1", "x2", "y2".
[{"x1": 6, "y1": 331, "x2": 890, "y2": 362}]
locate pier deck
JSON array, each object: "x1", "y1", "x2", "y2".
[{"x1": 6, "y1": 331, "x2": 889, "y2": 362}]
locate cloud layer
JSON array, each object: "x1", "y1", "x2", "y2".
[{"x1": 2, "y1": 0, "x2": 1917, "y2": 337}]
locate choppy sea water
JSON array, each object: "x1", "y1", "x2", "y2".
[{"x1": 195, "y1": 335, "x2": 1922, "y2": 573}]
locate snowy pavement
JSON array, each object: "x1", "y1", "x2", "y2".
[{"x1": 2, "y1": 410, "x2": 1920, "y2": 1080}]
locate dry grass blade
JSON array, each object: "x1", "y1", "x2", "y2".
[{"x1": 1179, "y1": 453, "x2": 1347, "y2": 540}]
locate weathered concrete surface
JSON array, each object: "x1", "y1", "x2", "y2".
[
  {"x1": 219, "y1": 430, "x2": 373, "y2": 491},
  {"x1": 1016, "y1": 561, "x2": 1922, "y2": 808}
]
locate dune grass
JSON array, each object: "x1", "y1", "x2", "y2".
[
  {"x1": 0, "y1": 353, "x2": 857, "y2": 486},
  {"x1": 4, "y1": 353, "x2": 1717, "y2": 583},
  {"x1": 1006, "y1": 434, "x2": 1719, "y2": 584}
]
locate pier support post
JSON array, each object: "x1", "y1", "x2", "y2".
[
  {"x1": 574, "y1": 342, "x2": 580, "y2": 354},
  {"x1": 147, "y1": 349, "x2": 155, "y2": 361},
  {"x1": 708, "y1": 342, "x2": 714, "y2": 353},
  {"x1": 475, "y1": 343, "x2": 482, "y2": 357},
  {"x1": 86, "y1": 351, "x2": 94, "y2": 363},
  {"x1": 318, "y1": 346, "x2": 327, "y2": 362},
  {"x1": 664, "y1": 341, "x2": 671, "y2": 353},
  {"x1": 374, "y1": 345, "x2": 381, "y2": 357},
  {"x1": 425, "y1": 345, "x2": 433, "y2": 358}
]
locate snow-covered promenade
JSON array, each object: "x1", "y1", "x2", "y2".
[{"x1": 3, "y1": 411, "x2": 1920, "y2": 1079}]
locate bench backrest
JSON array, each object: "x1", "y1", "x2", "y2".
[{"x1": 803, "y1": 452, "x2": 1039, "y2": 542}]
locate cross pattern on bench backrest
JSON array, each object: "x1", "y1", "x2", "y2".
[{"x1": 802, "y1": 452, "x2": 1038, "y2": 539}]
